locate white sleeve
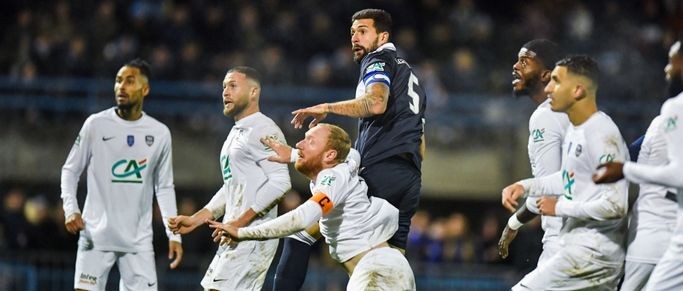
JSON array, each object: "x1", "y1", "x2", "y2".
[
  {"x1": 554, "y1": 184, "x2": 627, "y2": 220},
  {"x1": 238, "y1": 200, "x2": 321, "y2": 240},
  {"x1": 153, "y1": 130, "x2": 181, "y2": 242},
  {"x1": 250, "y1": 128, "x2": 291, "y2": 214},
  {"x1": 204, "y1": 186, "x2": 227, "y2": 219},
  {"x1": 623, "y1": 101, "x2": 683, "y2": 188},
  {"x1": 518, "y1": 171, "x2": 565, "y2": 197},
  {"x1": 60, "y1": 118, "x2": 92, "y2": 219},
  {"x1": 251, "y1": 159, "x2": 291, "y2": 214}
]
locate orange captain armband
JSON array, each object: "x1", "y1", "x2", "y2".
[{"x1": 310, "y1": 192, "x2": 334, "y2": 215}]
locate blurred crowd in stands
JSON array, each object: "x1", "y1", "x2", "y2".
[{"x1": 1, "y1": 0, "x2": 682, "y2": 103}]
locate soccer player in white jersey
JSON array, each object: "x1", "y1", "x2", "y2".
[
  {"x1": 60, "y1": 59, "x2": 183, "y2": 291},
  {"x1": 208, "y1": 123, "x2": 416, "y2": 290},
  {"x1": 167, "y1": 66, "x2": 291, "y2": 291},
  {"x1": 498, "y1": 39, "x2": 569, "y2": 267},
  {"x1": 594, "y1": 40, "x2": 683, "y2": 291},
  {"x1": 502, "y1": 55, "x2": 629, "y2": 290}
]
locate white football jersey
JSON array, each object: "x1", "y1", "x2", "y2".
[
  {"x1": 525, "y1": 99, "x2": 569, "y2": 245},
  {"x1": 204, "y1": 112, "x2": 291, "y2": 225},
  {"x1": 523, "y1": 112, "x2": 629, "y2": 266},
  {"x1": 310, "y1": 162, "x2": 398, "y2": 263},
  {"x1": 626, "y1": 115, "x2": 677, "y2": 264},
  {"x1": 624, "y1": 92, "x2": 683, "y2": 251},
  {"x1": 61, "y1": 107, "x2": 180, "y2": 252}
]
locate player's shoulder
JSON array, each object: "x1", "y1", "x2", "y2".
[
  {"x1": 530, "y1": 102, "x2": 569, "y2": 131},
  {"x1": 362, "y1": 44, "x2": 397, "y2": 71},
  {"x1": 317, "y1": 165, "x2": 349, "y2": 187},
  {"x1": 251, "y1": 112, "x2": 284, "y2": 134},
  {"x1": 141, "y1": 113, "x2": 171, "y2": 134},
  {"x1": 662, "y1": 92, "x2": 683, "y2": 114}
]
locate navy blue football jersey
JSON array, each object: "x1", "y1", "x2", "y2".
[{"x1": 354, "y1": 43, "x2": 426, "y2": 170}]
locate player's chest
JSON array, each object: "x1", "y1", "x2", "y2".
[
  {"x1": 561, "y1": 131, "x2": 592, "y2": 173},
  {"x1": 220, "y1": 128, "x2": 252, "y2": 163}
]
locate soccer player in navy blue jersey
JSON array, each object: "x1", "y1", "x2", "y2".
[{"x1": 277, "y1": 8, "x2": 427, "y2": 290}]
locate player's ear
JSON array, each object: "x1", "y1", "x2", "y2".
[
  {"x1": 142, "y1": 82, "x2": 150, "y2": 97},
  {"x1": 379, "y1": 31, "x2": 389, "y2": 43},
  {"x1": 540, "y1": 69, "x2": 552, "y2": 84},
  {"x1": 324, "y1": 149, "x2": 338, "y2": 163},
  {"x1": 573, "y1": 84, "x2": 586, "y2": 101}
]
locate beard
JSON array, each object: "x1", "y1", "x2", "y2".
[
  {"x1": 352, "y1": 38, "x2": 379, "y2": 63},
  {"x1": 512, "y1": 74, "x2": 542, "y2": 99},
  {"x1": 666, "y1": 74, "x2": 683, "y2": 101},
  {"x1": 294, "y1": 152, "x2": 324, "y2": 178}
]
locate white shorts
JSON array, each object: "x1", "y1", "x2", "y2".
[
  {"x1": 74, "y1": 239, "x2": 157, "y2": 291},
  {"x1": 621, "y1": 261, "x2": 656, "y2": 291},
  {"x1": 513, "y1": 243, "x2": 622, "y2": 291},
  {"x1": 200, "y1": 239, "x2": 277, "y2": 290},
  {"x1": 645, "y1": 234, "x2": 683, "y2": 291},
  {"x1": 347, "y1": 247, "x2": 415, "y2": 291}
]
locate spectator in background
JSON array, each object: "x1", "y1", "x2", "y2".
[{"x1": 1, "y1": 188, "x2": 29, "y2": 250}]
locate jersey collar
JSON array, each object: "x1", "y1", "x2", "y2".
[{"x1": 371, "y1": 42, "x2": 396, "y2": 54}]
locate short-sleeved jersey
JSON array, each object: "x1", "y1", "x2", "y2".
[
  {"x1": 525, "y1": 99, "x2": 569, "y2": 245},
  {"x1": 626, "y1": 115, "x2": 677, "y2": 264},
  {"x1": 208, "y1": 112, "x2": 290, "y2": 224},
  {"x1": 60, "y1": 107, "x2": 179, "y2": 252},
  {"x1": 355, "y1": 42, "x2": 426, "y2": 169},
  {"x1": 309, "y1": 162, "x2": 399, "y2": 263}
]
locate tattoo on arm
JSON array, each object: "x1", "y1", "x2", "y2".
[{"x1": 328, "y1": 83, "x2": 388, "y2": 118}]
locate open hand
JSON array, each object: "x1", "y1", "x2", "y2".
[{"x1": 291, "y1": 104, "x2": 328, "y2": 129}]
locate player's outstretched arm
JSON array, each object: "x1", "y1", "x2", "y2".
[{"x1": 290, "y1": 82, "x2": 390, "y2": 129}]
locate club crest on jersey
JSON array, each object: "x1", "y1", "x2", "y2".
[
  {"x1": 575, "y1": 144, "x2": 582, "y2": 157},
  {"x1": 365, "y1": 62, "x2": 385, "y2": 74},
  {"x1": 262, "y1": 134, "x2": 281, "y2": 151},
  {"x1": 320, "y1": 175, "x2": 336, "y2": 186},
  {"x1": 111, "y1": 158, "x2": 147, "y2": 183},
  {"x1": 599, "y1": 153, "x2": 615, "y2": 164},
  {"x1": 127, "y1": 135, "x2": 134, "y2": 147},
  {"x1": 145, "y1": 135, "x2": 154, "y2": 146},
  {"x1": 664, "y1": 115, "x2": 678, "y2": 133}
]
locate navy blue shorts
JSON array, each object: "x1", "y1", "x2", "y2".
[{"x1": 360, "y1": 155, "x2": 421, "y2": 250}]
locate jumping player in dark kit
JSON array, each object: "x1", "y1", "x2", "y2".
[{"x1": 277, "y1": 8, "x2": 427, "y2": 290}]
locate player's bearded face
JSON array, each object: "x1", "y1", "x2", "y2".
[
  {"x1": 222, "y1": 73, "x2": 251, "y2": 117},
  {"x1": 295, "y1": 127, "x2": 328, "y2": 178},
  {"x1": 114, "y1": 66, "x2": 146, "y2": 110},
  {"x1": 352, "y1": 36, "x2": 379, "y2": 63},
  {"x1": 512, "y1": 53, "x2": 544, "y2": 98},
  {"x1": 295, "y1": 149, "x2": 324, "y2": 178}
]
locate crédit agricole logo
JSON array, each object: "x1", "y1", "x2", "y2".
[{"x1": 111, "y1": 159, "x2": 147, "y2": 183}]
